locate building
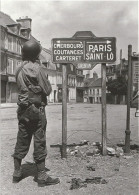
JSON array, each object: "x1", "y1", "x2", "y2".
[
  {"x1": 56, "y1": 63, "x2": 77, "y2": 103},
  {"x1": 106, "y1": 64, "x2": 117, "y2": 81},
  {"x1": 40, "y1": 48, "x2": 57, "y2": 103},
  {"x1": 88, "y1": 78, "x2": 102, "y2": 104},
  {"x1": 83, "y1": 72, "x2": 102, "y2": 103},
  {"x1": 106, "y1": 59, "x2": 128, "y2": 104},
  {"x1": 0, "y1": 12, "x2": 57, "y2": 103},
  {"x1": 76, "y1": 69, "x2": 85, "y2": 102},
  {"x1": 0, "y1": 12, "x2": 85, "y2": 104},
  {"x1": 0, "y1": 12, "x2": 31, "y2": 103}
]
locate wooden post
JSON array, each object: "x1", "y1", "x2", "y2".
[
  {"x1": 120, "y1": 49, "x2": 122, "y2": 76},
  {"x1": 101, "y1": 63, "x2": 107, "y2": 155},
  {"x1": 125, "y1": 45, "x2": 132, "y2": 153},
  {"x1": 61, "y1": 64, "x2": 67, "y2": 158}
]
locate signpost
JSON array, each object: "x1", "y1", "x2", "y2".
[
  {"x1": 125, "y1": 45, "x2": 132, "y2": 153},
  {"x1": 62, "y1": 64, "x2": 67, "y2": 158},
  {"x1": 51, "y1": 31, "x2": 116, "y2": 158},
  {"x1": 101, "y1": 63, "x2": 107, "y2": 155}
]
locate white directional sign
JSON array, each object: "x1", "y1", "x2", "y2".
[
  {"x1": 132, "y1": 61, "x2": 139, "y2": 84},
  {"x1": 76, "y1": 63, "x2": 97, "y2": 70},
  {"x1": 52, "y1": 37, "x2": 116, "y2": 64}
]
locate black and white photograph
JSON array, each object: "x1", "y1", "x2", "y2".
[{"x1": 0, "y1": 0, "x2": 138, "y2": 194}]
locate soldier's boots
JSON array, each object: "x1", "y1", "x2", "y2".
[
  {"x1": 37, "y1": 170, "x2": 60, "y2": 187},
  {"x1": 13, "y1": 168, "x2": 23, "y2": 183}
]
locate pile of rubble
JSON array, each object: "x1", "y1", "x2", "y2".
[
  {"x1": 66, "y1": 140, "x2": 124, "y2": 158},
  {"x1": 69, "y1": 177, "x2": 108, "y2": 190}
]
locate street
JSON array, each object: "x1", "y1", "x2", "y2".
[{"x1": 1, "y1": 103, "x2": 139, "y2": 195}]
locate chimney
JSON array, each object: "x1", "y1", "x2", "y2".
[
  {"x1": 16, "y1": 16, "x2": 32, "y2": 30},
  {"x1": 93, "y1": 72, "x2": 98, "y2": 80}
]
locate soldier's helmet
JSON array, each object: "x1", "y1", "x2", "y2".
[{"x1": 22, "y1": 40, "x2": 42, "y2": 61}]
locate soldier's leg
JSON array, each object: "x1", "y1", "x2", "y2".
[
  {"x1": 14, "y1": 121, "x2": 33, "y2": 160},
  {"x1": 33, "y1": 107, "x2": 60, "y2": 186},
  {"x1": 33, "y1": 107, "x2": 47, "y2": 163},
  {"x1": 13, "y1": 120, "x2": 32, "y2": 183}
]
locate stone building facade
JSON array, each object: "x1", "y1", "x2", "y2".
[{"x1": 0, "y1": 12, "x2": 31, "y2": 103}]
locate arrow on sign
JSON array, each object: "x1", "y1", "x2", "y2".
[
  {"x1": 56, "y1": 40, "x2": 83, "y2": 44},
  {"x1": 87, "y1": 40, "x2": 111, "y2": 44}
]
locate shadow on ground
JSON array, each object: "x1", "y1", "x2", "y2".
[{"x1": 21, "y1": 162, "x2": 50, "y2": 180}]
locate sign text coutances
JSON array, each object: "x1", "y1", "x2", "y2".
[{"x1": 52, "y1": 37, "x2": 116, "y2": 65}]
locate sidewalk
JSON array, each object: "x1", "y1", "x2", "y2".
[
  {"x1": 0, "y1": 102, "x2": 62, "y2": 109},
  {"x1": 0, "y1": 103, "x2": 17, "y2": 109}
]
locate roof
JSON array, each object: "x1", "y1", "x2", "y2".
[
  {"x1": 0, "y1": 11, "x2": 55, "y2": 71},
  {"x1": 40, "y1": 48, "x2": 56, "y2": 70},
  {"x1": 30, "y1": 35, "x2": 39, "y2": 43},
  {"x1": 84, "y1": 78, "x2": 96, "y2": 87},
  {"x1": 72, "y1": 31, "x2": 96, "y2": 39},
  {"x1": 0, "y1": 11, "x2": 28, "y2": 40},
  {"x1": 0, "y1": 11, "x2": 16, "y2": 27},
  {"x1": 88, "y1": 78, "x2": 102, "y2": 88},
  {"x1": 84, "y1": 78, "x2": 102, "y2": 88}
]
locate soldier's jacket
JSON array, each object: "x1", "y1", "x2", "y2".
[{"x1": 16, "y1": 60, "x2": 52, "y2": 107}]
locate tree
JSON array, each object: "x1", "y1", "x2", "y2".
[{"x1": 107, "y1": 76, "x2": 127, "y2": 95}]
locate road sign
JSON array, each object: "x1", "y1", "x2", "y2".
[
  {"x1": 52, "y1": 37, "x2": 116, "y2": 64},
  {"x1": 132, "y1": 60, "x2": 139, "y2": 84},
  {"x1": 76, "y1": 63, "x2": 97, "y2": 70},
  {"x1": 51, "y1": 31, "x2": 116, "y2": 157}
]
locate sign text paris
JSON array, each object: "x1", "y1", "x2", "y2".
[{"x1": 52, "y1": 37, "x2": 116, "y2": 64}]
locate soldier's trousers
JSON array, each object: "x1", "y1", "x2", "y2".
[{"x1": 13, "y1": 105, "x2": 47, "y2": 163}]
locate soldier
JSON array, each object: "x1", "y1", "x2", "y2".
[{"x1": 12, "y1": 40, "x2": 60, "y2": 187}]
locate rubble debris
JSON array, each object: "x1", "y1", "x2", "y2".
[
  {"x1": 117, "y1": 143, "x2": 139, "y2": 152},
  {"x1": 85, "y1": 177, "x2": 108, "y2": 184},
  {"x1": 86, "y1": 148, "x2": 100, "y2": 156},
  {"x1": 50, "y1": 140, "x2": 89, "y2": 148},
  {"x1": 107, "y1": 147, "x2": 116, "y2": 156},
  {"x1": 116, "y1": 147, "x2": 124, "y2": 157},
  {"x1": 79, "y1": 140, "x2": 89, "y2": 145},
  {"x1": 69, "y1": 178, "x2": 87, "y2": 190},
  {"x1": 101, "y1": 179, "x2": 108, "y2": 184},
  {"x1": 69, "y1": 177, "x2": 108, "y2": 190},
  {"x1": 130, "y1": 144, "x2": 139, "y2": 151},
  {"x1": 92, "y1": 142, "x2": 101, "y2": 146},
  {"x1": 70, "y1": 149, "x2": 83, "y2": 157},
  {"x1": 123, "y1": 155, "x2": 133, "y2": 159},
  {"x1": 85, "y1": 177, "x2": 102, "y2": 184},
  {"x1": 114, "y1": 168, "x2": 119, "y2": 171},
  {"x1": 86, "y1": 165, "x2": 95, "y2": 171}
]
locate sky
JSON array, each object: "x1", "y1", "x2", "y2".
[{"x1": 0, "y1": 0, "x2": 138, "y2": 76}]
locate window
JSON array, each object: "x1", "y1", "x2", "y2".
[
  {"x1": 15, "y1": 38, "x2": 18, "y2": 53},
  {"x1": 16, "y1": 61, "x2": 22, "y2": 72},
  {"x1": 74, "y1": 78, "x2": 75, "y2": 86},
  {"x1": 90, "y1": 89, "x2": 91, "y2": 94},
  {"x1": 97, "y1": 89, "x2": 99, "y2": 95},
  {"x1": 7, "y1": 58, "x2": 14, "y2": 74},
  {"x1": 16, "y1": 39, "x2": 21, "y2": 54},
  {"x1": 5, "y1": 34, "x2": 8, "y2": 49},
  {"x1": 70, "y1": 64, "x2": 73, "y2": 71},
  {"x1": 57, "y1": 64, "x2": 60, "y2": 68},
  {"x1": 8, "y1": 35, "x2": 13, "y2": 51}
]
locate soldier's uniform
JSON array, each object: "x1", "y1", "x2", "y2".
[
  {"x1": 13, "y1": 40, "x2": 60, "y2": 187},
  {"x1": 13, "y1": 61, "x2": 50, "y2": 162}
]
